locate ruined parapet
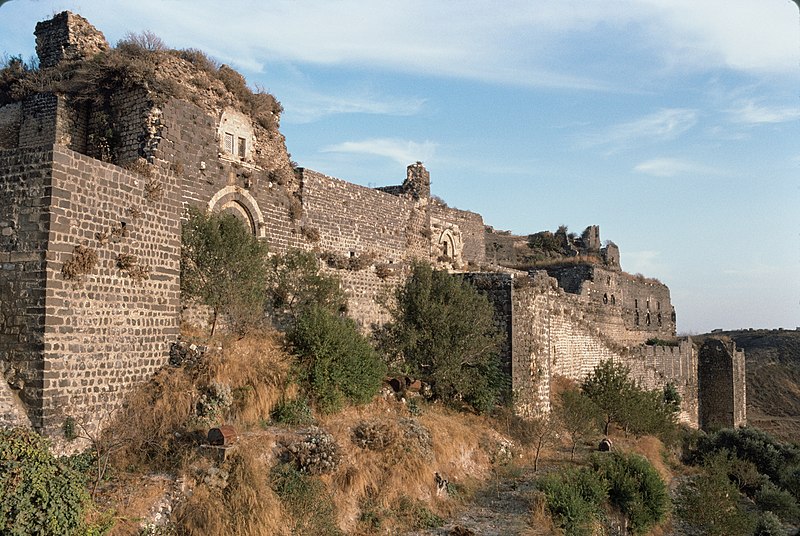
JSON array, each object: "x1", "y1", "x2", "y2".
[
  {"x1": 698, "y1": 338, "x2": 747, "y2": 430},
  {"x1": 34, "y1": 11, "x2": 109, "y2": 69},
  {"x1": 601, "y1": 241, "x2": 620, "y2": 270},
  {"x1": 403, "y1": 161, "x2": 431, "y2": 200},
  {"x1": 580, "y1": 225, "x2": 601, "y2": 251}
]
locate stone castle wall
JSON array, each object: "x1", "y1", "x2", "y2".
[
  {"x1": 0, "y1": 147, "x2": 52, "y2": 428},
  {"x1": 39, "y1": 146, "x2": 181, "y2": 436},
  {"x1": 470, "y1": 271, "x2": 698, "y2": 424},
  {"x1": 0, "y1": 11, "x2": 747, "y2": 434},
  {"x1": 699, "y1": 339, "x2": 747, "y2": 429},
  {"x1": 430, "y1": 203, "x2": 486, "y2": 266}
]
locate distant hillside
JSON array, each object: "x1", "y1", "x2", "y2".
[{"x1": 696, "y1": 329, "x2": 800, "y2": 441}]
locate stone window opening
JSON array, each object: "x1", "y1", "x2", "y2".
[
  {"x1": 603, "y1": 293, "x2": 608, "y2": 304},
  {"x1": 610, "y1": 294, "x2": 616, "y2": 305},
  {"x1": 237, "y1": 137, "x2": 246, "y2": 158},
  {"x1": 635, "y1": 311, "x2": 640, "y2": 325},
  {"x1": 645, "y1": 313, "x2": 651, "y2": 326},
  {"x1": 657, "y1": 313, "x2": 662, "y2": 326},
  {"x1": 646, "y1": 299, "x2": 650, "y2": 310},
  {"x1": 224, "y1": 132, "x2": 234, "y2": 154},
  {"x1": 657, "y1": 301, "x2": 661, "y2": 311},
  {"x1": 349, "y1": 251, "x2": 356, "y2": 258},
  {"x1": 635, "y1": 299, "x2": 638, "y2": 309}
]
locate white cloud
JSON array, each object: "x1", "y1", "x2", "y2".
[
  {"x1": 633, "y1": 157, "x2": 710, "y2": 177},
  {"x1": 7, "y1": 0, "x2": 799, "y2": 91},
  {"x1": 728, "y1": 101, "x2": 800, "y2": 124},
  {"x1": 584, "y1": 109, "x2": 697, "y2": 150},
  {"x1": 321, "y1": 138, "x2": 437, "y2": 165},
  {"x1": 639, "y1": 0, "x2": 800, "y2": 74},
  {"x1": 283, "y1": 91, "x2": 425, "y2": 124}
]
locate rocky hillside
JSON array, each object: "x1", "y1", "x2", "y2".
[{"x1": 697, "y1": 329, "x2": 800, "y2": 441}]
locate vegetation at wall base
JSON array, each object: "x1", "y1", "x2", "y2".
[
  {"x1": 381, "y1": 262, "x2": 506, "y2": 414},
  {"x1": 581, "y1": 359, "x2": 679, "y2": 441},
  {"x1": 267, "y1": 249, "x2": 347, "y2": 326},
  {"x1": 538, "y1": 451, "x2": 668, "y2": 536},
  {"x1": 0, "y1": 427, "x2": 110, "y2": 536},
  {"x1": 289, "y1": 305, "x2": 387, "y2": 414}
]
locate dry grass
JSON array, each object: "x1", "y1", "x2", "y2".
[
  {"x1": 106, "y1": 364, "x2": 197, "y2": 472},
  {"x1": 196, "y1": 332, "x2": 295, "y2": 427},
  {"x1": 521, "y1": 490, "x2": 560, "y2": 536},
  {"x1": 106, "y1": 331, "x2": 294, "y2": 472},
  {"x1": 173, "y1": 439, "x2": 289, "y2": 536},
  {"x1": 314, "y1": 400, "x2": 497, "y2": 533}
]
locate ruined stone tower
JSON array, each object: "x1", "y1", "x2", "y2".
[{"x1": 698, "y1": 338, "x2": 747, "y2": 429}]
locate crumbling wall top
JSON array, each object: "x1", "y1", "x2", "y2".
[{"x1": 35, "y1": 11, "x2": 109, "y2": 69}]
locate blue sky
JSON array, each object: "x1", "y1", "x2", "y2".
[{"x1": 2, "y1": 0, "x2": 799, "y2": 333}]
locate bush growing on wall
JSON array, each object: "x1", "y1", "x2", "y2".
[
  {"x1": 181, "y1": 207, "x2": 269, "y2": 335},
  {"x1": 381, "y1": 262, "x2": 505, "y2": 413},
  {"x1": 289, "y1": 305, "x2": 387, "y2": 414}
]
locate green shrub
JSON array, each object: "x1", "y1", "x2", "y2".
[
  {"x1": 270, "y1": 464, "x2": 341, "y2": 535},
  {"x1": 381, "y1": 262, "x2": 505, "y2": 413},
  {"x1": 754, "y1": 511, "x2": 786, "y2": 536},
  {"x1": 527, "y1": 230, "x2": 562, "y2": 252},
  {"x1": 289, "y1": 306, "x2": 387, "y2": 413},
  {"x1": 756, "y1": 482, "x2": 800, "y2": 523},
  {"x1": 0, "y1": 428, "x2": 97, "y2": 535},
  {"x1": 582, "y1": 360, "x2": 678, "y2": 440},
  {"x1": 675, "y1": 451, "x2": 757, "y2": 536},
  {"x1": 271, "y1": 397, "x2": 315, "y2": 426},
  {"x1": 538, "y1": 468, "x2": 608, "y2": 536},
  {"x1": 692, "y1": 427, "x2": 800, "y2": 495},
  {"x1": 394, "y1": 497, "x2": 443, "y2": 529},
  {"x1": 590, "y1": 452, "x2": 669, "y2": 534}
]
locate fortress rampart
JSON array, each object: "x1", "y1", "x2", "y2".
[{"x1": 0, "y1": 12, "x2": 745, "y2": 436}]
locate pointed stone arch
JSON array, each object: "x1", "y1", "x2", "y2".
[{"x1": 439, "y1": 229, "x2": 457, "y2": 259}]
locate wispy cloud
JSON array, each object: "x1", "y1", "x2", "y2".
[
  {"x1": 633, "y1": 157, "x2": 713, "y2": 177},
  {"x1": 284, "y1": 91, "x2": 425, "y2": 124},
  {"x1": 321, "y1": 138, "x2": 437, "y2": 165},
  {"x1": 7, "y1": 1, "x2": 800, "y2": 92},
  {"x1": 624, "y1": 250, "x2": 666, "y2": 278},
  {"x1": 728, "y1": 101, "x2": 800, "y2": 125},
  {"x1": 583, "y1": 109, "x2": 697, "y2": 150}
]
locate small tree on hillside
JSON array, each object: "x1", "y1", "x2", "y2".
[
  {"x1": 181, "y1": 207, "x2": 269, "y2": 335},
  {"x1": 267, "y1": 249, "x2": 347, "y2": 327},
  {"x1": 382, "y1": 262, "x2": 505, "y2": 413},
  {"x1": 581, "y1": 360, "x2": 636, "y2": 436},
  {"x1": 555, "y1": 387, "x2": 600, "y2": 460}
]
